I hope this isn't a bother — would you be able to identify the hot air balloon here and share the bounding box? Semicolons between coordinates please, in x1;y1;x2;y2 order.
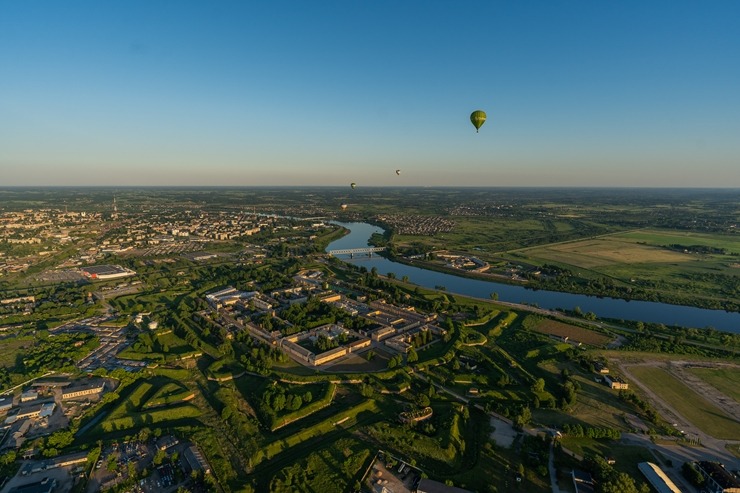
340;203;348;210
395;169;401;176
350;182;356;189
470;110;486;133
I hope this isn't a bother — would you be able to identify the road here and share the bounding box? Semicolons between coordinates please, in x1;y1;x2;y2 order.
548;442;562;493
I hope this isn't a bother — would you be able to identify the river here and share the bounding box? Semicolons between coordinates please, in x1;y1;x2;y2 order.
327;222;740;334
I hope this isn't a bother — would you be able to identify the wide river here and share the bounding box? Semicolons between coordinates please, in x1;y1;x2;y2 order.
327;222;740;334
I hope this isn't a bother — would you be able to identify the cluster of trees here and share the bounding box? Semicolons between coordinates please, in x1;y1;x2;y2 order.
410;329;433;348
238;339;286;374
665;243;727;255
315;332;348;352
16;332;97;375
281;298;338;332
618;390;658;424
260;385;313;415
586;455;651;493
558;370;579;410
387;350;418;368
681;462;706;488
562;424;620;439
619;334;729;358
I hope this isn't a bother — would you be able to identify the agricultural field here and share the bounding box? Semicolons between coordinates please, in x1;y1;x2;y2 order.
520;231;740;273
628;365;740;440
530;319;613;347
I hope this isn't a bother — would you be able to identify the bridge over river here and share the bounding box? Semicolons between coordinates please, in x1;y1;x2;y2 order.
327;247;386;257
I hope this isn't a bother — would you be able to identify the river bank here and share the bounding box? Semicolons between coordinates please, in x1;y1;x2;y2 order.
327;221;740;333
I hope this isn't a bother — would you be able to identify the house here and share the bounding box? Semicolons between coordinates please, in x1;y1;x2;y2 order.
0;397;13;413
183;445;211;475
603;374;629;390
156;435;179;451
20;390;39;403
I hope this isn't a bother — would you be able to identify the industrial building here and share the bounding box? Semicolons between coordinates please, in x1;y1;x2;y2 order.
80;264;136;280
638;462;683;493
62;381;105;400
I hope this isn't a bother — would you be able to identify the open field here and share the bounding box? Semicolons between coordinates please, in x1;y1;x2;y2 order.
628;365;740;440
687;366;740;402
618;230;740;255
531;319;613;346
0;335;32;367
518;228;740;269
521;236;692;268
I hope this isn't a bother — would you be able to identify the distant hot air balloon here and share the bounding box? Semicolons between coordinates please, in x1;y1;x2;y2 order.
470;110;487;133
340;203;348;210
395;169;401;176
350;182;356;189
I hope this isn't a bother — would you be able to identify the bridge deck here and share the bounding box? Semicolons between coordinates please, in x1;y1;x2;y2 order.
328;247;386;256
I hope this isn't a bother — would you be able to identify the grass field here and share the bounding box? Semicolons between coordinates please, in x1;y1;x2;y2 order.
687;367;740;402
535;360;634;430
156;331;195;355
0;335;32;367
618;230;740;255
628;366;740;440
522;236;691;268
531;319;613;346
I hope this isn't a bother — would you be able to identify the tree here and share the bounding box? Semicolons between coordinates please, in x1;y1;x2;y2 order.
407;348;418;363
490;292;498;301
514;407;531;428
153;449;167;466
531;378;545;393
416;394;430;408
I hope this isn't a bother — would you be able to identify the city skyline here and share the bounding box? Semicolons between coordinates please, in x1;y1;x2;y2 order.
2;1;739;187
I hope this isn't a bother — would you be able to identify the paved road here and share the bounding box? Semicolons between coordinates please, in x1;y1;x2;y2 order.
548;442;563;493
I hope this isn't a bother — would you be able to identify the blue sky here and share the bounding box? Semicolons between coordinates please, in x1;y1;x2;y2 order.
1;1;739;187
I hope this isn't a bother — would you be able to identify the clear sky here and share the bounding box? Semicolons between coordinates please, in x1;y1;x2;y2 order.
1;1;739;187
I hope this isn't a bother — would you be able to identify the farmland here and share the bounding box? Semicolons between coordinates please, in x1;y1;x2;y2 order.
529;319;613;347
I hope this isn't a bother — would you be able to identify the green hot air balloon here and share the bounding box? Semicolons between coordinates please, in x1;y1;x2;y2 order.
470;110;487;133
351;182;356;189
